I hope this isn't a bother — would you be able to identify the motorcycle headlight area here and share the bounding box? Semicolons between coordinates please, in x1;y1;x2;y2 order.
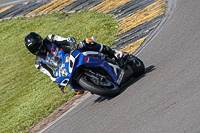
60;69;68;77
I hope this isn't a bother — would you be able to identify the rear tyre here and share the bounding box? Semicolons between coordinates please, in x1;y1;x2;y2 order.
129;56;145;78
78;75;120;97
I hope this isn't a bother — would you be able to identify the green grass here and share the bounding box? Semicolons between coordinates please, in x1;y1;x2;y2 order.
0;10;119;132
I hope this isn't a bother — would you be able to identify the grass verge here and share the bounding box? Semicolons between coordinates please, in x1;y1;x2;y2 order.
0;10;119;132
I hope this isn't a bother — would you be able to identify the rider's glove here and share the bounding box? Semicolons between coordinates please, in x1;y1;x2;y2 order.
67;37;76;44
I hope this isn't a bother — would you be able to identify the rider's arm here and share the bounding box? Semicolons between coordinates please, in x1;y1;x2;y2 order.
46;34;76;46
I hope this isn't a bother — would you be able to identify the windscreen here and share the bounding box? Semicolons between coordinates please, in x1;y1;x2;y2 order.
46;48;61;71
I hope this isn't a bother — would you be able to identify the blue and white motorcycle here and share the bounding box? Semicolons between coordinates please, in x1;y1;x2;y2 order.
46;38;145;97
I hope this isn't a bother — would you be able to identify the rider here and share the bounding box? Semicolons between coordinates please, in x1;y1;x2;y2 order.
24;32;125;94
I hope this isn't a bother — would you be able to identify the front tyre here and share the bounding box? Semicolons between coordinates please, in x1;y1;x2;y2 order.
78;75;120;97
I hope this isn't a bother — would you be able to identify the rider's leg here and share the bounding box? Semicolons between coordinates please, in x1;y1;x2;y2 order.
101;44;127;59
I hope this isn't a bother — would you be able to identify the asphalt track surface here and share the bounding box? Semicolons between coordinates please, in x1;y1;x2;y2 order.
1;0;200;132
41;0;200;132
0;0;15;4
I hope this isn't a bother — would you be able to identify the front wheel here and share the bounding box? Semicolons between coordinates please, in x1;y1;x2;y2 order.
78;75;120;97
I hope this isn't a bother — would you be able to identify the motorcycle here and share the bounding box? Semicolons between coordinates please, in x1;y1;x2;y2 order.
46;38;145;97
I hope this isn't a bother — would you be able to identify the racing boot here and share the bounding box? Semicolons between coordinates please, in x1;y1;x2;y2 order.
101;45;129;67
114;50;130;68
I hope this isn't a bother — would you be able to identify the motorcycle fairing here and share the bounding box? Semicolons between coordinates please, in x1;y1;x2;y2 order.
53;50;118;90
70;51;118;89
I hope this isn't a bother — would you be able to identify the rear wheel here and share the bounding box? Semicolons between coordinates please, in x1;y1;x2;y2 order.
129;56;145;78
78;75;120;97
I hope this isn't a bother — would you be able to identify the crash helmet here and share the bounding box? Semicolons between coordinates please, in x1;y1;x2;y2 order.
25;32;43;55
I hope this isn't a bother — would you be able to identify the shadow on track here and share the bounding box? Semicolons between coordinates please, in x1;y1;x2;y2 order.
93;65;156;103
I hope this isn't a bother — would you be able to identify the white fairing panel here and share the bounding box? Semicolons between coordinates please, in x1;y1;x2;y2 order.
69;55;75;73
82;51;99;56
60;79;69;86
108;63;120;75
